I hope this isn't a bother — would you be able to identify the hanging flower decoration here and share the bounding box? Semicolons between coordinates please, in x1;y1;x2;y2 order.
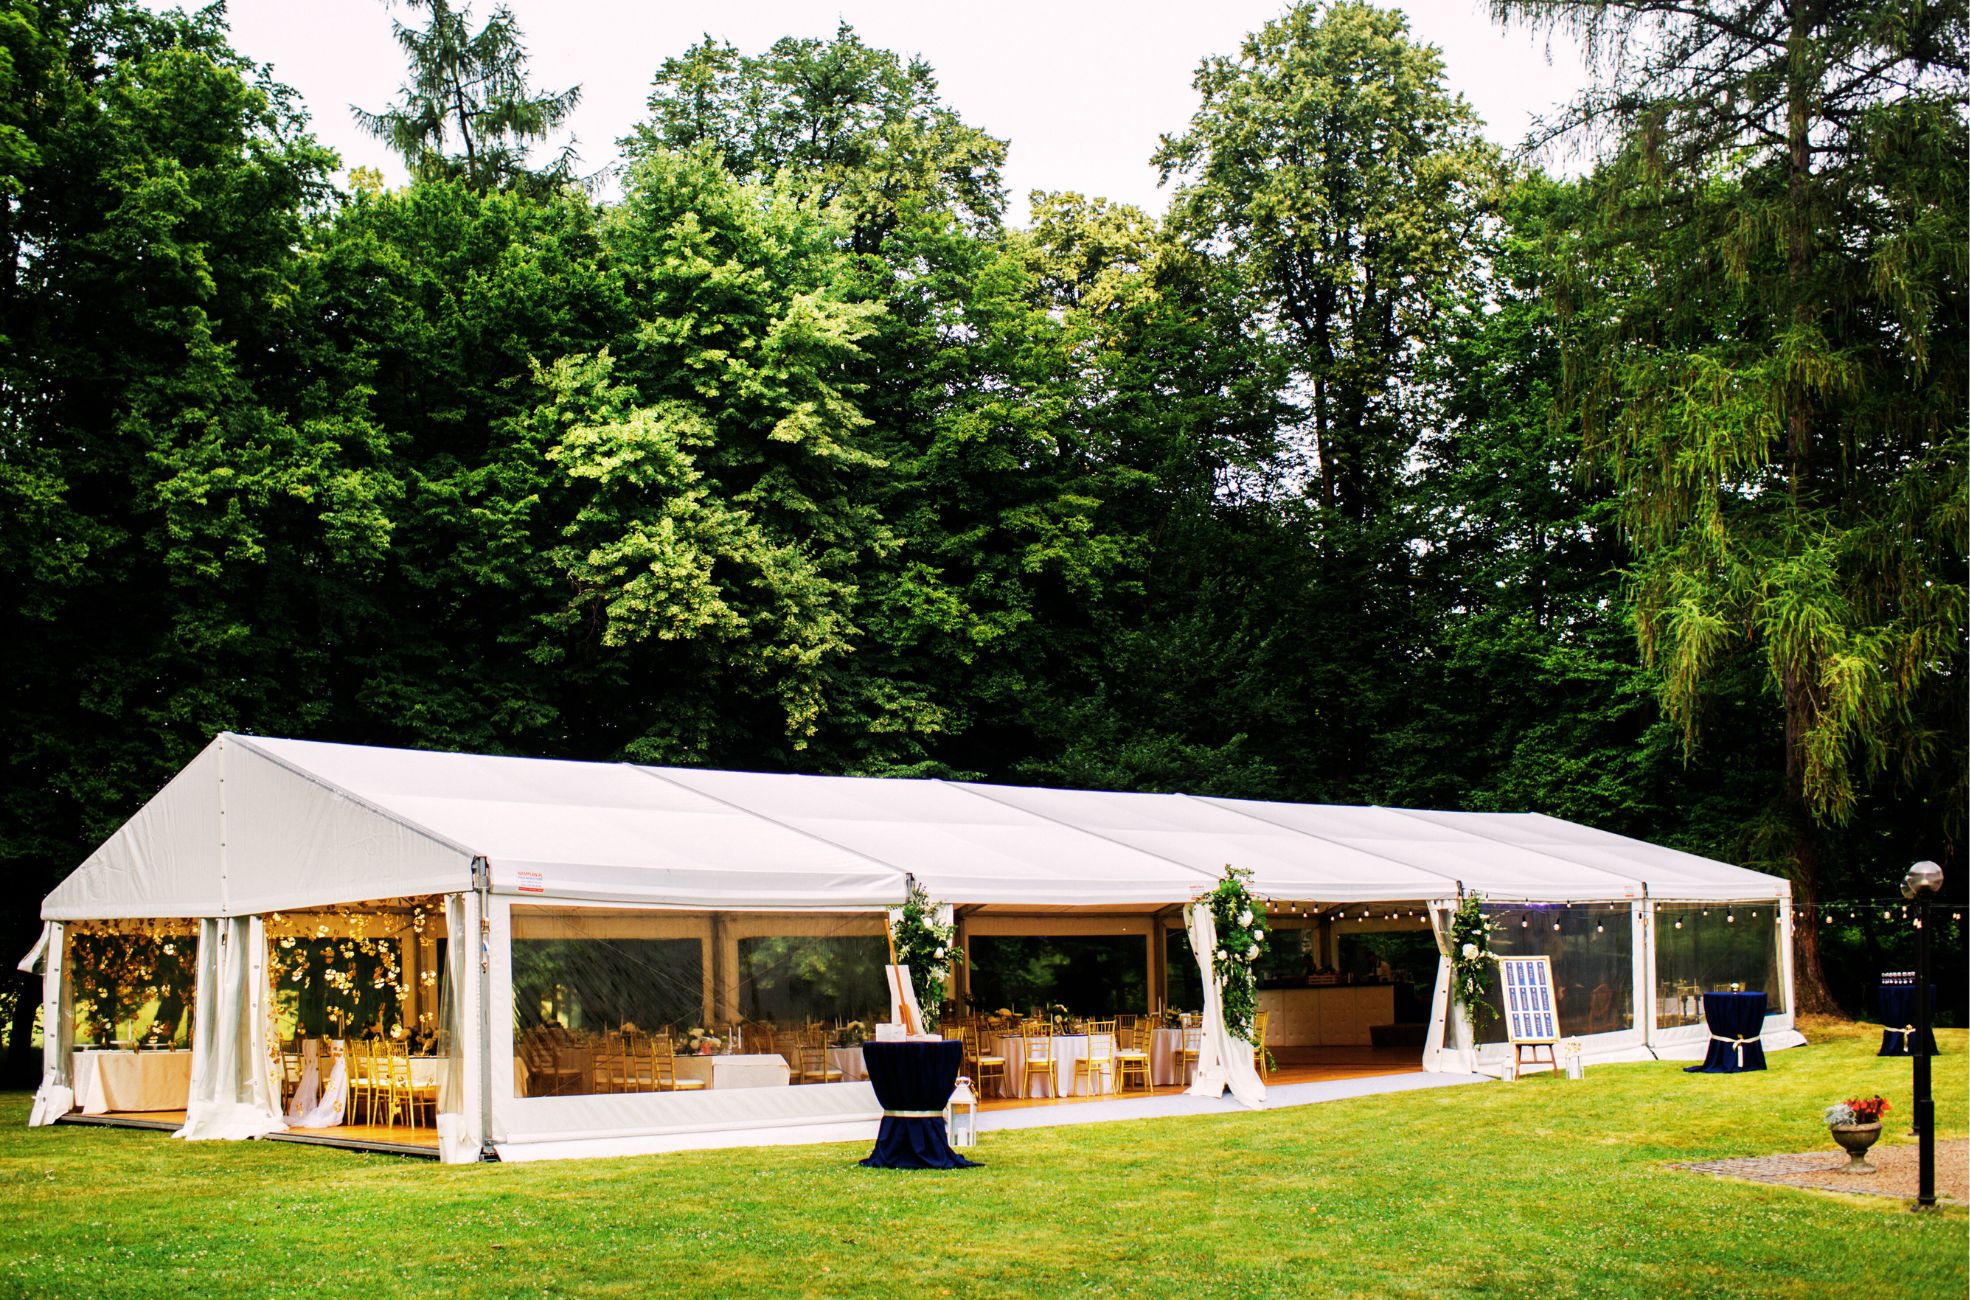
262;895;442;1038
890;879;958;1033
1202;865;1268;1043
65;920;197;1045
1449;894;1497;1033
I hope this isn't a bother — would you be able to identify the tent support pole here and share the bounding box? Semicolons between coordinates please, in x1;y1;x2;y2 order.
474;857;495;1162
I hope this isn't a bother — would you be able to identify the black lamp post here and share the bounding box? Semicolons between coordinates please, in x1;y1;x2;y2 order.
1901;859;1943;1212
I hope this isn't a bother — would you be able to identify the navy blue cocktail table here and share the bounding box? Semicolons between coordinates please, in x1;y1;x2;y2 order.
1684;991;1767;1072
858;1039;979;1170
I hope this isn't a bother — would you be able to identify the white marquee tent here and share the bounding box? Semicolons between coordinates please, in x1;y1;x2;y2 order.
27;734;1800;1162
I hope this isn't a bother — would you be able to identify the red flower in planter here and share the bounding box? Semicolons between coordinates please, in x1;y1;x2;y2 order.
1845;1095;1891;1124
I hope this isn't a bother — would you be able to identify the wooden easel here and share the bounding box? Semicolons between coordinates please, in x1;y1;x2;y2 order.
885;910;919;1036
1499;956;1561;1080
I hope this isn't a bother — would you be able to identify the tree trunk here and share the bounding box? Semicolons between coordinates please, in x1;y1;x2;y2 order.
1787;820;1841;1016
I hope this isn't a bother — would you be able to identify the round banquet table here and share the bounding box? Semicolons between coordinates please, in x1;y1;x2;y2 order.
858;1039;977;1170
70;1049;192;1115
1683;991;1767;1073
986;1033;1121;1098
1876;980;1941;1057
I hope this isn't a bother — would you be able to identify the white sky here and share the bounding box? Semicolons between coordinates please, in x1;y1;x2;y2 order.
156;0;1587;224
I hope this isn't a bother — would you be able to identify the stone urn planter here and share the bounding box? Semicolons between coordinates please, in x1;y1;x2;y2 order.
1829;1121;1883;1174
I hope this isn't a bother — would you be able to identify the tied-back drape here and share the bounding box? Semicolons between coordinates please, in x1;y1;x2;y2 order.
1183;903;1266;1110
27;922;73;1126
174;915;284;1140
436;891;481;1163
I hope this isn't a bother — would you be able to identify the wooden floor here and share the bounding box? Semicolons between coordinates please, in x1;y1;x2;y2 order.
58;1109;439;1156
979;1045;1422;1111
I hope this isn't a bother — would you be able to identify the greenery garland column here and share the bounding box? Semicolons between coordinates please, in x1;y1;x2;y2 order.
890;880;958;1033
1202;866;1268;1043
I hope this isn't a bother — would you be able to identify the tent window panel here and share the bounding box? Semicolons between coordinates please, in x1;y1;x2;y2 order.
1477;905;1634;1044
1653;903;1785;1026
513;938;705;1034
508;907;888;1100
64;921;199;1049
970;936;1148;1017
737;935;886;1027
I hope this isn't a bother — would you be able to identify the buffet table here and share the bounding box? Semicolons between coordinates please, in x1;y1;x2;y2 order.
71;1049;192;1115
1256;984;1395;1046
673;1053;791;1090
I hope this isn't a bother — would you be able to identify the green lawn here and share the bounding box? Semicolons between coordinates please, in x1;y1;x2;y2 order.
1;1020;1962;1298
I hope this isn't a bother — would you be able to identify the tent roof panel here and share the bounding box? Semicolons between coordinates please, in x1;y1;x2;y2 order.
46;735;1788;918
648;769;1214;905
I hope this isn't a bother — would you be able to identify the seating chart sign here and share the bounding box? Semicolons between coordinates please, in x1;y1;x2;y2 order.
1499;956;1559;1044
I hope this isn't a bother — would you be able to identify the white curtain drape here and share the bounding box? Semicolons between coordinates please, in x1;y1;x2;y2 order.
27;922;73;1126
174;915;285;1141
1184;902;1266;1110
435;891;482;1163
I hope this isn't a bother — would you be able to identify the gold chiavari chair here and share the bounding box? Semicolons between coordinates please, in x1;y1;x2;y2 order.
346;1039;380;1125
1250;1010;1271;1078
1075;1019;1117;1096
619;1033;656;1093
797;1043;844;1085
1114;1022;1154;1095
592;1042;629;1094
649;1037;707;1093
381;1039;438;1130
1019;1019;1057;1098
1177;1020;1203;1086
960;1027;1006;1099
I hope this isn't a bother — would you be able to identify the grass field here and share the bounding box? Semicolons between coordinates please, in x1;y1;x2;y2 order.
0;1019;1962;1298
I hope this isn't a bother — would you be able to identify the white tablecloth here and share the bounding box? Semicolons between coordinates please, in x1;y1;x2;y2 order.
673;1053;791;1089
987;1034;1119;1098
71;1050;192;1115
1149;1027;1195;1087
828;1046;867;1081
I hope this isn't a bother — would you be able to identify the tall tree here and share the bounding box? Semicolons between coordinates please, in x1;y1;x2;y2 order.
1492;0;1969;1006
629;24;1006;252
354;0;580;193
1154;0;1499;519
0;0;361;1079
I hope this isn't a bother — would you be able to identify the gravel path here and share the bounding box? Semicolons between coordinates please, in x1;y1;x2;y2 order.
1672;1138;1968;1205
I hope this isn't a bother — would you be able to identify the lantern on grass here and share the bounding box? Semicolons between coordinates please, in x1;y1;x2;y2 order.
946;1076;978;1149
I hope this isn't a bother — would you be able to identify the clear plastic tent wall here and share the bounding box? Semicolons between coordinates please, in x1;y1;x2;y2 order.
34;733;1797;1157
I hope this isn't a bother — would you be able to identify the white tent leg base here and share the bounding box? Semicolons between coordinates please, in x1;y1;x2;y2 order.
28;1084;73;1127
